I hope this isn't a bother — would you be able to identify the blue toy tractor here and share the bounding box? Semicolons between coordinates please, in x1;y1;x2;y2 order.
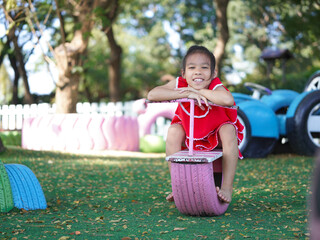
235;71;320;158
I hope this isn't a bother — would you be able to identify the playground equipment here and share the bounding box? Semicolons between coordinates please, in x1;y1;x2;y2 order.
154;99;236;216
0;160;47;212
304;70;320;91
0;160;14;212
234;83;320;157
21;114;140;152
142;86;320;157
17;69;320;157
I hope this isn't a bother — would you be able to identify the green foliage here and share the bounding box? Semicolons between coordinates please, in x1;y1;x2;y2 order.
5;0;17;11
113;22;178;100
227;0;320;87
140;135;166;153
2;0;320;103
0;131;21;146
78;29;110;102
230;62;320;93
0;147;312;238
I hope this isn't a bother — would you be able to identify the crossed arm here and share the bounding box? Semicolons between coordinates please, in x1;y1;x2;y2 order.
147;79;235;108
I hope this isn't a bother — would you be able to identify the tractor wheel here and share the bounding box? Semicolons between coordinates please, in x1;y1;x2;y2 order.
304;71;320;92
287;90;320;156
237;108;277;158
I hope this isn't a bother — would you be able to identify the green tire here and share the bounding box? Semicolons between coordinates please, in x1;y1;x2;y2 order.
0;160;14;212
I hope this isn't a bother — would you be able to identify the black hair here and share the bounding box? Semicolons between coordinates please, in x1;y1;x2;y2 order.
181;45;216;76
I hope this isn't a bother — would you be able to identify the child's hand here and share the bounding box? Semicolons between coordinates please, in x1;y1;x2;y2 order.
175;87;210;110
187;93;210;110
175;86;198;94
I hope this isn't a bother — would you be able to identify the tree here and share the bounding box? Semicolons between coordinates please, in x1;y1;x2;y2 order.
52;0;123;112
213;0;230;75
100;0;122;102
0;136;5;153
0;64;12;104
53;0;99;113
227;0;320;86
1;2;34;104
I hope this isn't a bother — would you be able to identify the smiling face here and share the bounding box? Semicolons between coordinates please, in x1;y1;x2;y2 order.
181;52;214;90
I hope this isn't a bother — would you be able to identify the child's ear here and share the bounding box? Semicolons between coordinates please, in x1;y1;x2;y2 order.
212;69;218;79
181;69;185;78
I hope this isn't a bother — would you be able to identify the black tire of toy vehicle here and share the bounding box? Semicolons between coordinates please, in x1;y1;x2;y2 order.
287;90;320;156
238;108;277;158
304;72;320;92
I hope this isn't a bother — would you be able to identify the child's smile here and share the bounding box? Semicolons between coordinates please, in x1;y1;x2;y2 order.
182;52;213;90
193;78;204;82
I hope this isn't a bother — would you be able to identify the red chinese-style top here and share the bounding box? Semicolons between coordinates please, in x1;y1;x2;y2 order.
171;76;244;159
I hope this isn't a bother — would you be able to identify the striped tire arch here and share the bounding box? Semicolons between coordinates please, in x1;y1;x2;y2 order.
0;160;14;213
5;164;47;210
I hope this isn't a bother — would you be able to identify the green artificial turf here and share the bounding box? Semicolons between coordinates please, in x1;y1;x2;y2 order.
0;147;314;239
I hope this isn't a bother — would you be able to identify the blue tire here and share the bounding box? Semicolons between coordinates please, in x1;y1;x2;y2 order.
5;164;47;210
0;160;14;212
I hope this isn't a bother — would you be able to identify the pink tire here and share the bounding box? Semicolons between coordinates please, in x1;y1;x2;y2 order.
29;116;44;150
74;115;94;151
114;116;126;150
128;117;140;151
171;159;229;216
102;116;117;150
88;115;108;150
21;118;34;149
50;115;66;151
37;115;54;151
62;114;79;151
121;117;132;151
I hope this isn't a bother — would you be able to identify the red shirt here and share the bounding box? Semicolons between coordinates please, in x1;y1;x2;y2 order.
171;76;244;158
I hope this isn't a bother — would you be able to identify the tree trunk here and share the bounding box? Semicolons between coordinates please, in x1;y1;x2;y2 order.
99;0;121;102
214;0;230;76
54;0;98;113
0;38;19;104
9;27;34;104
54;31;87;113
0;136;5;153
106;26;122;102
8;53;20;104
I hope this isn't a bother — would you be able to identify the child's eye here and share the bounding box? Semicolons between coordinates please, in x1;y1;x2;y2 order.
202;66;209;69
188;66;195;69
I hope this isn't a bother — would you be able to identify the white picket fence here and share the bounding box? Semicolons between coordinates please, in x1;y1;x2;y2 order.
0;101;139;131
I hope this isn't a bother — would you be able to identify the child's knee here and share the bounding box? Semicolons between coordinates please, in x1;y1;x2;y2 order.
219;124;236;137
219;124;237;146
166;124;185;144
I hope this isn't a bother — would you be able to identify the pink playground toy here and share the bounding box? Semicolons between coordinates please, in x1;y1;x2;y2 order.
159;98;238;216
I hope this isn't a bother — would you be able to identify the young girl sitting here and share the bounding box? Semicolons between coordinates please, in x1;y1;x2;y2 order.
147;45;244;203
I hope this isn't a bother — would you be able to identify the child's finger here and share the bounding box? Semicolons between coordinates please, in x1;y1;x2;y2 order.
203;98;209;107
197;97;202;106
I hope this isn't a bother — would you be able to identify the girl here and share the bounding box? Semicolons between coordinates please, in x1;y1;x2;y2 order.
147;45;244;203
